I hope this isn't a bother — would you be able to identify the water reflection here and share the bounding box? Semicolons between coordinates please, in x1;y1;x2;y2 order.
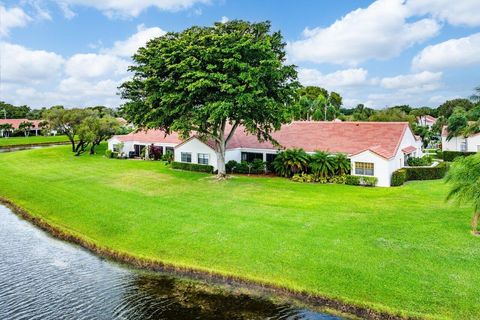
0;205;344;319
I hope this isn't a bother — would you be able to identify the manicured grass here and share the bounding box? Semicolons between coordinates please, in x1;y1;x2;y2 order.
0;144;478;319
0;135;70;147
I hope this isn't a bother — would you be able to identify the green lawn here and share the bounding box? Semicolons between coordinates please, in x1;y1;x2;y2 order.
0;144;478;319
0;135;70;147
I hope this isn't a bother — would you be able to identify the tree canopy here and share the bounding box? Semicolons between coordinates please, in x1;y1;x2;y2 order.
120;20;299;176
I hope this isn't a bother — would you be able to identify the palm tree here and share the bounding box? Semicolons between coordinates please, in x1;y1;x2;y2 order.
273;149;310;177
470;85;480;103
334;153;351;175
0;123;13;138
309;151;336;179
446;154;480;235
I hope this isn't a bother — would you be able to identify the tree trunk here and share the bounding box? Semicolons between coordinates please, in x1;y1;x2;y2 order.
216;141;226;178
472;212;480;235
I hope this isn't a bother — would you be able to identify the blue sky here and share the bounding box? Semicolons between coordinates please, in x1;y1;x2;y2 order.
1;0;480;109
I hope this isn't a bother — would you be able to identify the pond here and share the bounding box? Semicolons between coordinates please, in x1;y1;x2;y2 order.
0;205;347;319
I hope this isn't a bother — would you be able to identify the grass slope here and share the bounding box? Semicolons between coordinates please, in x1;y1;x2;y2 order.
0;145;478;319
0;135;70;147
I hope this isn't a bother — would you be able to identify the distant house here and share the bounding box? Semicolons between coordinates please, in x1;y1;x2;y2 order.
0;119;42;136
417;115;437;128
108;121;423;187
441;126;480;152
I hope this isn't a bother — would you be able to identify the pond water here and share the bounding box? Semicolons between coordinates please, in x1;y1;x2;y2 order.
0;144;66;153
0;205;346;320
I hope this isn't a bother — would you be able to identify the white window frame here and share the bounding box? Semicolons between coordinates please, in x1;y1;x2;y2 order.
181;152;192;163
355;162;374;176
197;153;209;165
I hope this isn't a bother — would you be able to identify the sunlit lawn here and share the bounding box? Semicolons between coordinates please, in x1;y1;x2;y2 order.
0;144;478;319
0;135;70;147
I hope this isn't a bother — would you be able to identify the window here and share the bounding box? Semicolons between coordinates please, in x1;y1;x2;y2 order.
460;141;467;152
165;147;174;154
197;153;209;165
241;152;263;162
355;162;374;176
181;152;192;163
266;153;277;163
113;144;121;152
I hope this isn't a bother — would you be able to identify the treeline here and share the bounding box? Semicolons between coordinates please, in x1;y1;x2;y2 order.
0;101;121;120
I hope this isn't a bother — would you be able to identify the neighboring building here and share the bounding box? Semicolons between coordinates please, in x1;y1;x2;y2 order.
0;119;42;136
108;121;423;187
417;115;437;128
108;129;181;158
441;126;480;152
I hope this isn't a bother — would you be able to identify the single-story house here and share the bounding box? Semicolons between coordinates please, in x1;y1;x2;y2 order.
417;115;437;128
0;119;42;136
441;126;480;152
108;121;423;187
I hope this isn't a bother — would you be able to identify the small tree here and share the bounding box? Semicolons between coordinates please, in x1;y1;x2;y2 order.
334;153;351;175
272;148;310;177
45;108;94;152
310;151;336;179
19;121;34;137
38;120;49;136
446;154;480;235
120;20;298;177
0;123;13;138
76;116;120;155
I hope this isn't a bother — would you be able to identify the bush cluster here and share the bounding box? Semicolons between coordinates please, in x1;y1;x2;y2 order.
345;175;378;187
162;152;174;163
104;149;113;158
442;151;476;162
226;159;266;174
390;162;449;186
171;161;214;173
291;173;347;184
407;155;433;167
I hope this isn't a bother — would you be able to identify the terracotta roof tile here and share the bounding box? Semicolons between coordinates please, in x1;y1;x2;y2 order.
0;119;42;130
402;146;417;154
114;129;182;144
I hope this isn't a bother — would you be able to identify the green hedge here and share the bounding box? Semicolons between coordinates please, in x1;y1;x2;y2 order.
171;161;214;173
391;162;449;186
406;162;449;181
443;151;476;162
391;169;407;186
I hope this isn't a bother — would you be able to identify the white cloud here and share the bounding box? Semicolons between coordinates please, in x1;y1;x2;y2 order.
412;33;480;71
0;42;64;83
288;0;440;65
298;68;372;89
220;16;229;23
55;0;209;18
0;5;31;37
407;0;480;27
380;71;442;90
65;53;130;79
102;24;166;57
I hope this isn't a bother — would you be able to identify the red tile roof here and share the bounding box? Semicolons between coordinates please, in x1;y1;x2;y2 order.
113;129;183;144
227;121;409;159
0;119;41;130
113;121;412;160
401;146;417;154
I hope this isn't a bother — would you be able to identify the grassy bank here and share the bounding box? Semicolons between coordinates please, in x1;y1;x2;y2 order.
0;144;478;319
0;135;70;147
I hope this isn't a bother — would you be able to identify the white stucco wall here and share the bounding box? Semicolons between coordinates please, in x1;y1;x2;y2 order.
442;135;480;152
175;138;218;170
225;148;279;162
350;151;392;187
107;137;177;155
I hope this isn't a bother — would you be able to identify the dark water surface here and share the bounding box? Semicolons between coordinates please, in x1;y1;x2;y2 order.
0;205;345;320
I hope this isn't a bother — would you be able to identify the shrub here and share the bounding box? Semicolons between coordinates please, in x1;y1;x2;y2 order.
162;152;174;163
148;145;162;160
250;159;266;174
407;155;432;167
104;149;113;158
443;151;476;162
329;174;347;184
171;161;213;173
391;169;407;186
226;160;238;173
346;175;361;186
291;173;315;183
361;176;378;187
405;162;449;180
112;152;119;159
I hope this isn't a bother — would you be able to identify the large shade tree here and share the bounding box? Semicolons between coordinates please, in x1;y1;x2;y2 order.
120;20;299;176
446;154;480;235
